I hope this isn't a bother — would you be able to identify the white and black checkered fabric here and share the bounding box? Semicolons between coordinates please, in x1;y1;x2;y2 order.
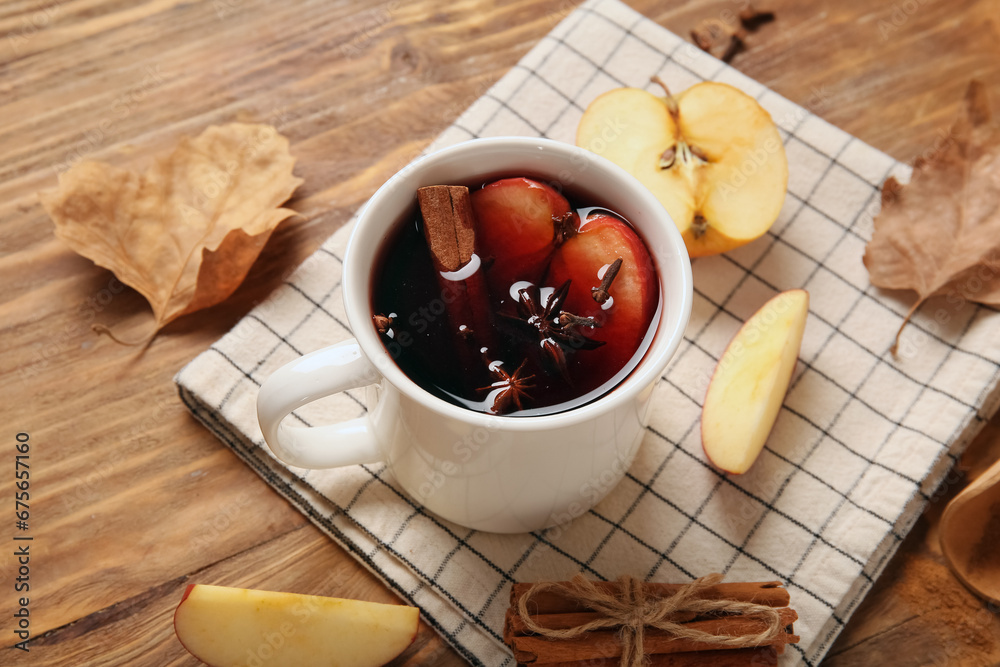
175;1;1000;664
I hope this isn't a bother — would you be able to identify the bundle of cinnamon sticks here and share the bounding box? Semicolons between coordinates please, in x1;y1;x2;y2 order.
504;578;799;666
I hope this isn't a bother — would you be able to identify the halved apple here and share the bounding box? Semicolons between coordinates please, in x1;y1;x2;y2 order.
173;584;419;667
702;290;809;474
576;80;787;257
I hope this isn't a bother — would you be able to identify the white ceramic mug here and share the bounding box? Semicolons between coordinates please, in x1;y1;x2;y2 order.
257;137;692;533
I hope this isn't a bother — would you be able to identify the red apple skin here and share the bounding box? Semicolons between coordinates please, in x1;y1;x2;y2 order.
547;212;659;382
471;177;571;294
172;586;198;662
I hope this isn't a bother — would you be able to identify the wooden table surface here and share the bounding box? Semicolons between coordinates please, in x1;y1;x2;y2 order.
2;0;1000;664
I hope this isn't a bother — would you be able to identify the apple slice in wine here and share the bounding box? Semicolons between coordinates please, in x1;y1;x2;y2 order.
546;211;659;389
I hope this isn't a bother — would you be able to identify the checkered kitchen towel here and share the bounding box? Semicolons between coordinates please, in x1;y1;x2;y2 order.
175;0;1000;664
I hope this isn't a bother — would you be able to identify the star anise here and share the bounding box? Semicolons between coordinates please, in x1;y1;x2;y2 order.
505;281;604;380
477;359;535;414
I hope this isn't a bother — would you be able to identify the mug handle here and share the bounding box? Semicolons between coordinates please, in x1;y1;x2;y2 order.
256;339;383;469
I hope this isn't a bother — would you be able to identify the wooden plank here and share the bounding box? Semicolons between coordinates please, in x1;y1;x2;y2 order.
643;0;1000;163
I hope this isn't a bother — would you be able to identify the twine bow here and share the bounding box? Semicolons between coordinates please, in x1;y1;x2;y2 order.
516;573;783;667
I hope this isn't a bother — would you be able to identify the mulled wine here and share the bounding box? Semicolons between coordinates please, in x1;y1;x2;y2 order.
371;176;660;416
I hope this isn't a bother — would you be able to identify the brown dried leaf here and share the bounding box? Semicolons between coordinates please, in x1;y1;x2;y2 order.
40;123;302;339
864;81;1000;354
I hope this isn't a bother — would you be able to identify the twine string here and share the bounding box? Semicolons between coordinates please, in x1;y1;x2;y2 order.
516;573;783;667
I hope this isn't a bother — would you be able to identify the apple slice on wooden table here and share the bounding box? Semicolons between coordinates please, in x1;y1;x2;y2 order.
702;290;809;474
577;80;787;257
173;584;419;667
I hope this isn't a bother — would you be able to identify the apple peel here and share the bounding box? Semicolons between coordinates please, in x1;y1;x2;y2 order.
702;289;809;474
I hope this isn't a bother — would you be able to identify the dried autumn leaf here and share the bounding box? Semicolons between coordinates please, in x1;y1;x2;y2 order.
863;81;1000;353
40;123;302;340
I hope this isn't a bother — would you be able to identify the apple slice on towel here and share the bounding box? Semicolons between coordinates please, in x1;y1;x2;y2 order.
173;584;419;666
577;80;787;257
702;290;809;474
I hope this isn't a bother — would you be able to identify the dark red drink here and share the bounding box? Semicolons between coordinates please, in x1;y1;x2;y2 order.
371;176;659;416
